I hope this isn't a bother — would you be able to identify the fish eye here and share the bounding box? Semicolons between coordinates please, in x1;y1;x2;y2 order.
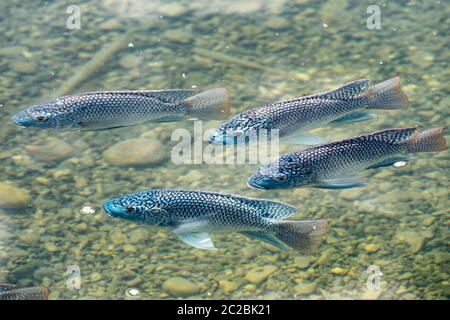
125;207;136;214
34;115;48;122
275;174;287;182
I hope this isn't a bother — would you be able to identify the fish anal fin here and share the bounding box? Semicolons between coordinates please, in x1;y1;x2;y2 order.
175;232;217;250
240;231;289;251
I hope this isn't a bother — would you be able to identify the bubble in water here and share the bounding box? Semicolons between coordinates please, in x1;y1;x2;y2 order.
393;161;407;168
79;205;98;215
126;288;141;298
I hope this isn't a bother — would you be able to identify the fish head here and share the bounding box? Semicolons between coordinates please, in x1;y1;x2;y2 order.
247;154;313;189
11;98;77;129
208;116;270;145
103;192;168;226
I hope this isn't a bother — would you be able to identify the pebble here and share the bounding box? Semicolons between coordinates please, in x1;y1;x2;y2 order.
293;257;311;269
330;267;345;275
25;138;74;162
10;61;37;74
104;138;166;167
340;189;363;200
361;289;383;300
0;183;31;209
421;217;435;226
110;230;127;245
219;280;239;293
161;30;192;44
245;265;277;284
129;228;150;243
158;3;189;17
90;273;102;282
162;277;200;297
265;17;289;30
294;282;316;295
394;230;424;253
363;243;381;253
119;54;143;69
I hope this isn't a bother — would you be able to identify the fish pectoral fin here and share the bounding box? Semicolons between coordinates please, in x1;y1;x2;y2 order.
282;133;327;146
175;232;217;250
240;231;290;251
330;112;376;125
366;156;411;169
315;177;365;189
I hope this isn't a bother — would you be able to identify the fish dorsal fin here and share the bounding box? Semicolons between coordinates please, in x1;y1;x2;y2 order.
175;232;217;250
241;198;298;220
302;79;370;100
366;127;417;144
79;89;197;103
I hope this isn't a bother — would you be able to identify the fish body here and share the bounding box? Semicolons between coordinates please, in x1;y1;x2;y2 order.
103;189;328;251
0;286;48;300
209;77;409;145
248;127;447;190
11;88;230;130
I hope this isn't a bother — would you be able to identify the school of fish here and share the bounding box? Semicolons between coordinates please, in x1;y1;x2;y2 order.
10;76;448;261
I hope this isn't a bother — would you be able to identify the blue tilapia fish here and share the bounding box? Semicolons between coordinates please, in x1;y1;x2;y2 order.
248;127;447;190
0;286;48;300
209;77;409;145
11;88;230;130
103;190;329;251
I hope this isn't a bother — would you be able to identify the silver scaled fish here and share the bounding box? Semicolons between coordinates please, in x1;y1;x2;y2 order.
0;286;49;300
11;88;230;130
103;189;329;251
248;127;447;190
209;77;409;145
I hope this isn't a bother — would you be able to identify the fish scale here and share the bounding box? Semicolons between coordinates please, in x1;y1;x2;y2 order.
12;88;231;130
248;127;447;190
103;190;328;251
209;77;409;145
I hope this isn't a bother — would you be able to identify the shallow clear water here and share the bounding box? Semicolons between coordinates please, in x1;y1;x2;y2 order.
0;0;448;300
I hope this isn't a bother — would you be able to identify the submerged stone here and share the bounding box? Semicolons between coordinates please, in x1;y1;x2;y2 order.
0;183;32;209
162;277;200;297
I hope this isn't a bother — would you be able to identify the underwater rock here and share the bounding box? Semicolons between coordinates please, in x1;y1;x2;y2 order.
161;29;192;44
162;277;200;297
363;243;381;253
158;3;189;17
119;54;143;69
0;183;31;209
10;61;37;74
394;230;424;254
219;280;239;293
294;282;316;295
129;228;150;243
245;265;277;284
25;138;74;162
361;288;383;300
104;138;166;167
265;17;289;30
293;256;311;269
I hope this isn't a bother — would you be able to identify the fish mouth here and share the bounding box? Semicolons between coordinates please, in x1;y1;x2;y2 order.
103;203;119;218
11;116;28;128
246;180;267;190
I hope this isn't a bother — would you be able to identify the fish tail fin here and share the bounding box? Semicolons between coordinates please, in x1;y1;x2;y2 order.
183;88;231;120
271;219;329;252
365;76;410;110
405;127;448;153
